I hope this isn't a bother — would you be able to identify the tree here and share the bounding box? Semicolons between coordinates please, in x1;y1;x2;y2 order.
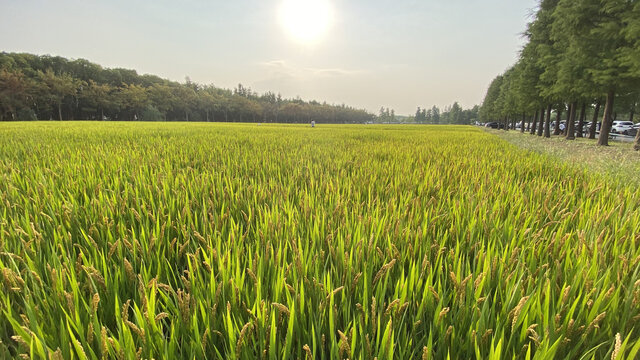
479;0;640;151
415;107;425;124
0;69;32;120
198;88;218;122
583;0;638;146
431;106;440;124
80;80;115;120
531;0;561;137
118;84;149;120
38;70;77;120
147;84;175;120
517;43;545;134
0;52;376;123
171;86;197;121
480;75;504;123
551;0;602;140
447;102;461;124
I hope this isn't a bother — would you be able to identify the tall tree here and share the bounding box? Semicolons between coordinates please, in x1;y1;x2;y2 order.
0;69;31;120
80;80;114;120
38;70;77;120
533;0;561;128
544;104;552;138
480;75;504;123
431;106;440;124
584;0;637;145
0;52;377;124
118;84;149;120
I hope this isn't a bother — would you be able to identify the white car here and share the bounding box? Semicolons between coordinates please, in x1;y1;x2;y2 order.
610;121;635;135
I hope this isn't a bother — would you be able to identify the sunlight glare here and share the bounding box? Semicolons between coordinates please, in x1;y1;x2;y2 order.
279;0;333;44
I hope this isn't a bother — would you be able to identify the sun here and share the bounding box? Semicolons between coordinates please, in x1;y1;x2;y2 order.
279;0;333;44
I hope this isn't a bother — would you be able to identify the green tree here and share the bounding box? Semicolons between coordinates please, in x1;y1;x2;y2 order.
584;0;638;146
198;87;218;122
480;75;504;123
415;107;424;124
38;70;77;120
80;80;115;120
147;84;175;120
449;102;463;124
0;69;32;120
118;84;149;120
171;86;197;121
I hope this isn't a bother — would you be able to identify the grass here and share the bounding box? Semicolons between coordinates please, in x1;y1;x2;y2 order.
489;128;640;185
0;122;639;359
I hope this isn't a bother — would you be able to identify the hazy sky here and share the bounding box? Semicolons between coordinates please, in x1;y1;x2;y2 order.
0;0;538;115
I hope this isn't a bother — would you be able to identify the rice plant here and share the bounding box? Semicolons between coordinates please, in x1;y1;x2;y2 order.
0;122;638;359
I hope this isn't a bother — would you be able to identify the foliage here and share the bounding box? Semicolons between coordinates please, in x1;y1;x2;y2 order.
413;103;477;125
0;52;374;124
480;0;640;147
141;105;164;122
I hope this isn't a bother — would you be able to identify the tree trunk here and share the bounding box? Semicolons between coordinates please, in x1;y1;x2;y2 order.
563;103;572;136
206;109;210;122
566;101;577;140
634;126;640;151
589;102;600;139
629;109;634;123
576;103;586;138
185;111;189;122
544;104;552;138
58;103;63;121
597;89;615;146
531;110;538;135
503;117;508;131
530;115;534;132
537;107;545;136
554;106;563;135
521;113;526;133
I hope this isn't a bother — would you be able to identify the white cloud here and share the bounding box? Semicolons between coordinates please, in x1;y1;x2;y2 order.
258;60;364;80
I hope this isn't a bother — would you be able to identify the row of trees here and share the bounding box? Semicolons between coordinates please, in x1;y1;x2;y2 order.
414;103;479;125
376;103;479;125
480;0;640;150
0;53;375;124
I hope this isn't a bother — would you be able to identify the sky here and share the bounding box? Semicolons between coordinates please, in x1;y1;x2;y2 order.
0;0;538;115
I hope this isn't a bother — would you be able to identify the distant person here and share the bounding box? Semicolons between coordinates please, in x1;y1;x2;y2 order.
311;120;315;128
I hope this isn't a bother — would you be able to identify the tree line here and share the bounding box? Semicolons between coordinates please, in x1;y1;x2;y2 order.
0;52;375;124
480;0;640;150
414;103;479;125
376;103;479;124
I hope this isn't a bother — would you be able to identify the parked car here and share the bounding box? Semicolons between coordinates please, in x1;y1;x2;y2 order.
611;121;635;135
484;122;504;129
584;122;600;133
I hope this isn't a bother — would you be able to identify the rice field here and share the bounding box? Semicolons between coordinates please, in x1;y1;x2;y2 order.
0;122;639;359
